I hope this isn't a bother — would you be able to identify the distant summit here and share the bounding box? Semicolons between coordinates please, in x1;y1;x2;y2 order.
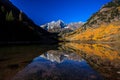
41;20;84;33
41;20;66;33
66;22;84;30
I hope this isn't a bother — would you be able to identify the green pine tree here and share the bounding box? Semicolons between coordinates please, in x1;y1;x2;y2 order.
6;10;14;21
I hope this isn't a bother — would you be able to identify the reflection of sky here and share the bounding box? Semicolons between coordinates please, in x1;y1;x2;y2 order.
10;0;111;25
12;51;103;80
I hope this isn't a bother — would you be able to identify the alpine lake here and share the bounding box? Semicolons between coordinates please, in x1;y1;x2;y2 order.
0;42;120;80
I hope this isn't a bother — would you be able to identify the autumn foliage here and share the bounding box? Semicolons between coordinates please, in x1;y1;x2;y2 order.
64;22;120;42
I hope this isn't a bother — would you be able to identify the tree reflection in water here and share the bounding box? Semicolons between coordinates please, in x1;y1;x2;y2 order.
1;43;119;80
60;42;120;80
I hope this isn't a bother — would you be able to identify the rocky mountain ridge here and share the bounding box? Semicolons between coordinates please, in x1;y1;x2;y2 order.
62;0;120;42
80;0;120;29
41;20;84;33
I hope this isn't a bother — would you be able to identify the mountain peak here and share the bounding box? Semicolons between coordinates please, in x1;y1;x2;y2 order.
57;19;64;23
41;20;66;33
41;20;84;33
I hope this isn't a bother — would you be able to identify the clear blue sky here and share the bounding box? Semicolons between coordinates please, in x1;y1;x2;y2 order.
10;0;111;25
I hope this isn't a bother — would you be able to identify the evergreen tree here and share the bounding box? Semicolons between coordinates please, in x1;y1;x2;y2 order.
6;10;14;21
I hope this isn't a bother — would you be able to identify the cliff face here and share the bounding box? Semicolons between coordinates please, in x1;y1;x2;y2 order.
0;0;58;44
62;0;120;42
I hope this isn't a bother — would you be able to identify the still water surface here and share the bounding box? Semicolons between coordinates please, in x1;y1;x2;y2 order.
0;43;120;80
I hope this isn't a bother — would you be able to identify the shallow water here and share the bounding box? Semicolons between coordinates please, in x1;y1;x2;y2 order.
0;43;120;80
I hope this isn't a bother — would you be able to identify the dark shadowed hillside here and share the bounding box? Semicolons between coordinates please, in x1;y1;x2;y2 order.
0;0;58;45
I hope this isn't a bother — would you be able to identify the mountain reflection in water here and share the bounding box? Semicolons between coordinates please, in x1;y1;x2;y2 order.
13;50;103;80
0;43;120;80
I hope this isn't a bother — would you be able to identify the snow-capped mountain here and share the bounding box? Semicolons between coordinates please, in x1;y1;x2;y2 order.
41;20;84;33
40;50;83;63
66;22;85;30
41;20;66;33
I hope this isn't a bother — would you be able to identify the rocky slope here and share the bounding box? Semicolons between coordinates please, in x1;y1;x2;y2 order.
84;0;120;28
63;22;120;42
0;0;58;44
62;0;120;42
